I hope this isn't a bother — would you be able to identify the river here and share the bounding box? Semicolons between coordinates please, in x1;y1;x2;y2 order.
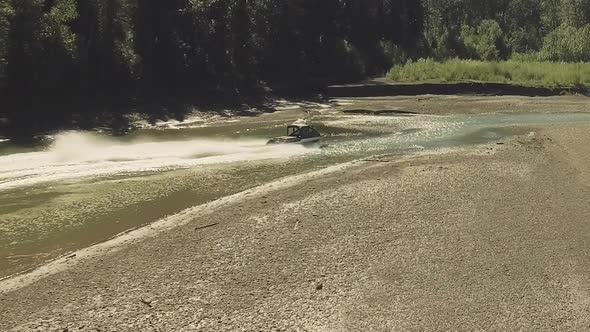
2;106;590;279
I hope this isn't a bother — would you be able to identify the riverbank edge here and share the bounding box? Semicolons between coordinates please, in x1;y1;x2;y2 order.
3;79;587;141
327;81;589;98
0;159;363;294
0;129;519;295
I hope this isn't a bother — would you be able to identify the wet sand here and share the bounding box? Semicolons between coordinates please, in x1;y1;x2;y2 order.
330;94;590;116
2;98;590;330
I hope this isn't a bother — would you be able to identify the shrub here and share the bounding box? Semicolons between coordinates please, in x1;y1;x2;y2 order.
387;59;590;88
538;24;590;62
461;19;503;61
0;1;14;81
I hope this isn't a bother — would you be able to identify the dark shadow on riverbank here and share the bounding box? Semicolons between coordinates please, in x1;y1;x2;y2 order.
5;78;583;142
327;81;589;98
0;82;332;142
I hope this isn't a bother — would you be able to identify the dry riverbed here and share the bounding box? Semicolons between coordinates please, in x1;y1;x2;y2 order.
2;96;590;331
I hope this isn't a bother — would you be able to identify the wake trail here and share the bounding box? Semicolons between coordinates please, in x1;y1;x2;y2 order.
0;132;316;191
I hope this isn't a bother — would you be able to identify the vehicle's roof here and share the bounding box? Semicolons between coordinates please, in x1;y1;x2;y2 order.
288;123;311;128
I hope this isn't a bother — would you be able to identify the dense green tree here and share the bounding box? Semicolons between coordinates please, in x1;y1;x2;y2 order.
422;0;590;60
461;19;504;60
559;0;590;27
539;24;590;61
72;0;137;94
422;0;466;59
6;0;78;97
2;0;427;102
4;0;590;121
503;0;543;53
0;0;13;84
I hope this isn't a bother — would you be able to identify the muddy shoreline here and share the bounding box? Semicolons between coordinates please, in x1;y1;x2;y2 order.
327;81;588;97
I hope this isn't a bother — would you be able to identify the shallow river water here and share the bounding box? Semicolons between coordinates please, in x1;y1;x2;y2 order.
1;109;590;278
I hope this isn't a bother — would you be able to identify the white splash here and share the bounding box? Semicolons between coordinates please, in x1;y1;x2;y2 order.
0;131;315;191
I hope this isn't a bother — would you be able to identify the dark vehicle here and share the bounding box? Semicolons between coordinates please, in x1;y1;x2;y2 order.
267;122;321;145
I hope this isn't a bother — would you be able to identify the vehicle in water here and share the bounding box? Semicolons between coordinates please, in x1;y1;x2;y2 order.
267;122;321;145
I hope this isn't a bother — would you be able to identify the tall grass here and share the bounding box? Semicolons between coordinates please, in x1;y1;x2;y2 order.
387;59;590;88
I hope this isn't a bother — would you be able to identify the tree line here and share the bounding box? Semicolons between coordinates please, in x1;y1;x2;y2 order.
0;0;423;104
424;0;590;62
0;0;589;109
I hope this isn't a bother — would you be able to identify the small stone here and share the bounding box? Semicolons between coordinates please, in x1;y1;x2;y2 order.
140;296;153;307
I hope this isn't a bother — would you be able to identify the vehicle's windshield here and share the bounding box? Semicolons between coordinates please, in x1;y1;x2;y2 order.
288;126;301;137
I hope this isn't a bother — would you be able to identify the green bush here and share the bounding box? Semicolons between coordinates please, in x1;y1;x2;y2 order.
507;27;542;54
510;52;540;62
538;24;590;62
461;19;504;61
387;59;590;88
0;1;14;80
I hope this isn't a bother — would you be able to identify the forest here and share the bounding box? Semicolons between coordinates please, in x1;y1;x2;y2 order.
1;0;590;116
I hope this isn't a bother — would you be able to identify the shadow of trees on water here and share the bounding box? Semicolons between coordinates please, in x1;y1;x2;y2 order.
0;87;328;143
